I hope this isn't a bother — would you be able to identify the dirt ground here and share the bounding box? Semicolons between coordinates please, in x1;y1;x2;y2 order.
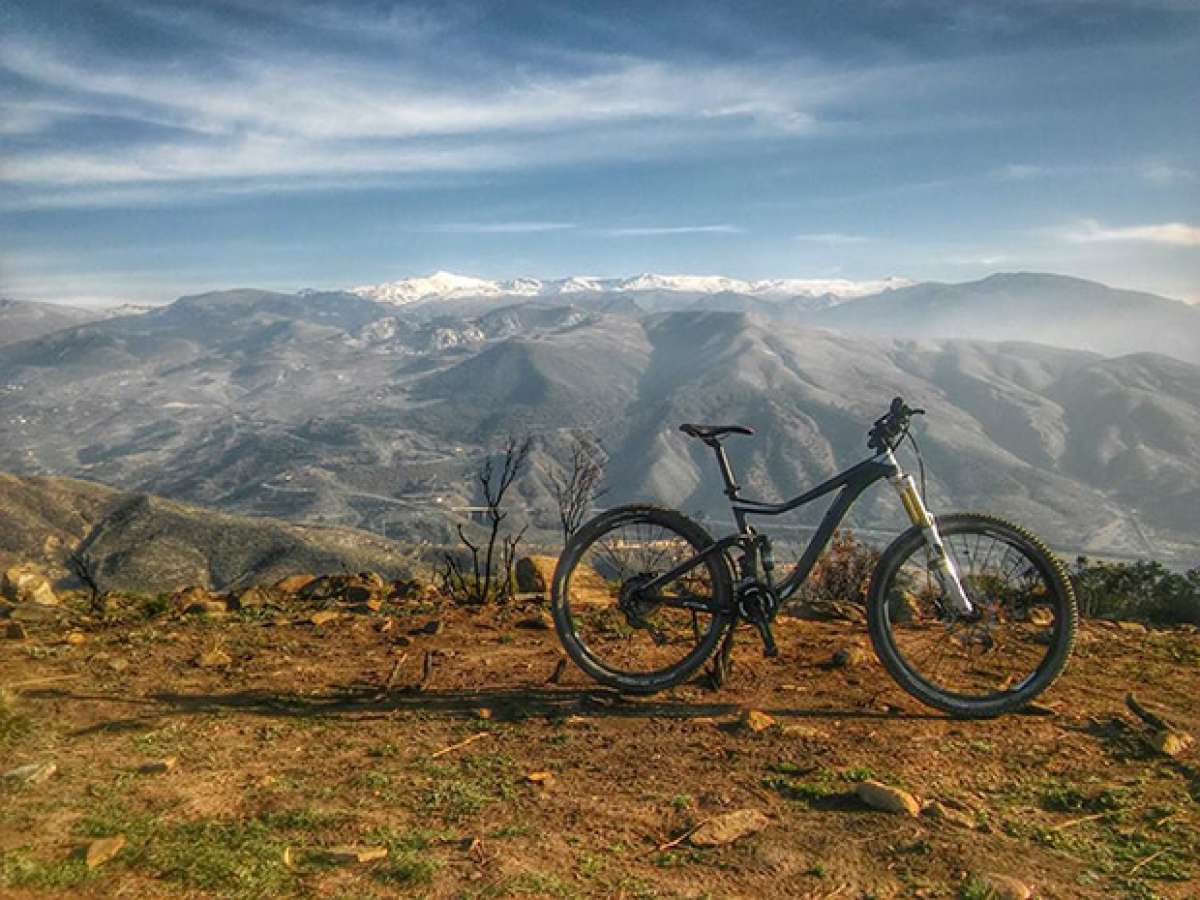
1;599;1198;899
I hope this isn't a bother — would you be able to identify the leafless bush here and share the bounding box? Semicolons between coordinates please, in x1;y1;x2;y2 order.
548;430;608;542
443;435;531;603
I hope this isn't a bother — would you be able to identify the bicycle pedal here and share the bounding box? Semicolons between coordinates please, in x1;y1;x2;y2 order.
753;620;779;658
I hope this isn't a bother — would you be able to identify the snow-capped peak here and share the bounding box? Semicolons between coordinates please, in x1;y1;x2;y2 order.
349;271;912;307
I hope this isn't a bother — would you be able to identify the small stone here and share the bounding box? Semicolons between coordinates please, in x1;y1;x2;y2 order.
108;657;130;673
855;780;921;816
413;619;443;635
516;611;553;630
780;724;825;740
831;645;869;668
922;799;976;829
3;761;57;785
85;835;126;869
475;707;493;720
1116;621;1147;633
327;845;388;864
526;771;554;785
1152;729;1194;758
978;873;1032;900
5;621;27;640
195;648;232;668
690;809;770;847
282;846;294;867
309;610;340;626
740;709;777;733
64;630;86;646
138;756;178;775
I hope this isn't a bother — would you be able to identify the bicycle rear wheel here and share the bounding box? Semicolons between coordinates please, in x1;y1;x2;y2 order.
552;505;734;693
867;513;1077;718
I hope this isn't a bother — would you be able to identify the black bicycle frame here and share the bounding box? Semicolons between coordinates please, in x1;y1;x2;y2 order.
639;446;898;608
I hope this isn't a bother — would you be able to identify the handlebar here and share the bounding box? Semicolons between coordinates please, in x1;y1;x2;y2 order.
868;396;925;452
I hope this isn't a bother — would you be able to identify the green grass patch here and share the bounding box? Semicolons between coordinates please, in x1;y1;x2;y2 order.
0;690;32;749
417;752;516;821
0;849;96;891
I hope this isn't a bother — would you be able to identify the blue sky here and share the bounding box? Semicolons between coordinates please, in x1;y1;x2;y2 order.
1;0;1198;306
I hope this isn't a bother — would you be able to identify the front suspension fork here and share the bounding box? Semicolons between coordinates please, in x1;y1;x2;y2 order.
885;460;974;616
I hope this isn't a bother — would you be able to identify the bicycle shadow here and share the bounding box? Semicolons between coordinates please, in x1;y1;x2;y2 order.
29;682;948;738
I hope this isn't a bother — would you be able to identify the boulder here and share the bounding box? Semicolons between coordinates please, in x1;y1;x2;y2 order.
2;565;59;606
515;556;558;593
231;586;275;610
273;574;316;595
855;780;921;816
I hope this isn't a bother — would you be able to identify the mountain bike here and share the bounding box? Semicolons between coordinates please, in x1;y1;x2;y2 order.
551;398;1077;717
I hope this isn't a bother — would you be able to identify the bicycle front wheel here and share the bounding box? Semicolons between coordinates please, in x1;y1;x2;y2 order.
867;513;1077;718
552;505;734;694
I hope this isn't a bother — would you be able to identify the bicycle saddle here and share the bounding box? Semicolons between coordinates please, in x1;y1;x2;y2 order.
679;423;755;440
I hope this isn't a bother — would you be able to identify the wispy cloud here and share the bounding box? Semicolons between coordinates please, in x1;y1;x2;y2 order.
1054;219;1200;246
420;222;576;234
1139;162;1197;185
599;225;744;237
794;232;869;244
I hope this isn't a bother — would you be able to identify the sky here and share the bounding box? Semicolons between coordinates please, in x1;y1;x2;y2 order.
1;0;1198;307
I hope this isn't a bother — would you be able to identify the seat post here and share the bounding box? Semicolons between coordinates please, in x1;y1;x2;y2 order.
707;440;741;499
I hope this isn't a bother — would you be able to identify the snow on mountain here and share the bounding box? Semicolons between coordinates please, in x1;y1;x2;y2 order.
349;271;912;306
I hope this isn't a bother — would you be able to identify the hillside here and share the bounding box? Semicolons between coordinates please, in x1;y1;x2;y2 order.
810;273;1200;365
0;298;101;347
0;285;1198;564
0;473;422;593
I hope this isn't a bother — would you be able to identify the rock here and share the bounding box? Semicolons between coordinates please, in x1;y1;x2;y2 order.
273;574;316;595
138;756;178;775
475;707;493;720
63;630;86;646
780;724;825;740
2;565;59;606
172;585;214;611
309;610;340;626
515;556;558;593
525;771;554;785
690;809;770;847
516;611;553;630
348;596;383;614
108;657;130;673
978;873;1032;900
831;645;869;668
3;761;57;785
922;799;976;829
85;835;126;868
855;780;921;816
231;586;275;610
195;648;232;668
5;621;27;640
887;591;922;623
185;599;229;617
412;619;443;636
1116;621;1147;633
389;578;439;602
740;709;777;733
1151;729;1194;758
10;603;66;623
327;845;388;864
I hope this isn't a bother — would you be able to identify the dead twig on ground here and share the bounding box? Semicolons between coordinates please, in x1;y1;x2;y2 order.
430;732;490;759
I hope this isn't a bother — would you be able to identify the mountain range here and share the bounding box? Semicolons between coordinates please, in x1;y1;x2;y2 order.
1;271;1197;567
